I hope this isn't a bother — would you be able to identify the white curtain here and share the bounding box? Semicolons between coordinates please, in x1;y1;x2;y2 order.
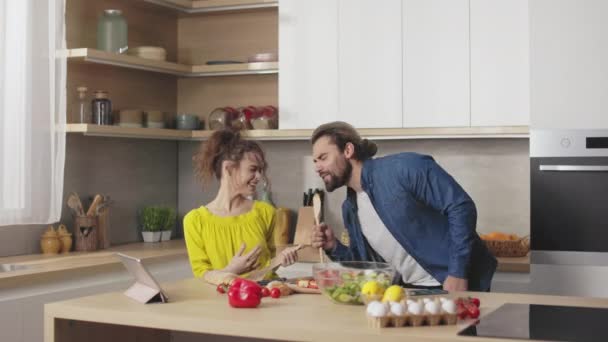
0;0;66;225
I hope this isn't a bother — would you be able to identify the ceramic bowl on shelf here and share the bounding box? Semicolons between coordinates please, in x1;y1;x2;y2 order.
175;114;200;130
247;52;278;63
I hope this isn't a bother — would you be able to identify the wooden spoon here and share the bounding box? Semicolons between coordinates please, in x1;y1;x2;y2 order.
312;192;325;263
67;192;84;216
247;244;304;281
86;194;103;217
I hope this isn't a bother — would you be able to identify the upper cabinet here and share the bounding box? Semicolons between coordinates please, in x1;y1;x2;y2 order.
470;0;530;127
403;0;470;128
278;0;338;129
338;0;402;128
279;0;530;130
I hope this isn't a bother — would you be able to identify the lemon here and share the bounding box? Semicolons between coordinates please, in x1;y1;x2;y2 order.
361;280;384;296
381;285;405;302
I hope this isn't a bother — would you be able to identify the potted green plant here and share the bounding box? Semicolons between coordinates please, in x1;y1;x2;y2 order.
161;207;176;241
140;206;164;243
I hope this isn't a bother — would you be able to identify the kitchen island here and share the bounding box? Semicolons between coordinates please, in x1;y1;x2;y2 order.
44;277;608;342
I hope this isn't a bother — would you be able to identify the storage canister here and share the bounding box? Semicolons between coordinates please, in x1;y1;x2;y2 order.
97;9;128;53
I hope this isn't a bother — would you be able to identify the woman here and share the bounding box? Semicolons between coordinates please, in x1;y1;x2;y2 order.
184;129;298;284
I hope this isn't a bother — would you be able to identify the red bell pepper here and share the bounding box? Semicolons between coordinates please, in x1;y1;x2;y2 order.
227;278;263;308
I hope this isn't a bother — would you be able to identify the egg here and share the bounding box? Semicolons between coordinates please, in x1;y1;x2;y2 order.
367;301;388;317
423;298;432;304
439;297;447;303
425;301;440;314
390;302;406;316
441;299;457;314
408;302;423;315
406;299;415;305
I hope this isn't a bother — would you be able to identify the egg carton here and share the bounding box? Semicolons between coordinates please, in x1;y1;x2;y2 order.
367;312;458;328
366;297;458;329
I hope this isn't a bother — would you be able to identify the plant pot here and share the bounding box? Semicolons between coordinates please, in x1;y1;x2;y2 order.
161;230;172;241
142;231;161;243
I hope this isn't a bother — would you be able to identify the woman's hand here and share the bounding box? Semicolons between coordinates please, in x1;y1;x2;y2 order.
278;244;302;267
224;243;262;275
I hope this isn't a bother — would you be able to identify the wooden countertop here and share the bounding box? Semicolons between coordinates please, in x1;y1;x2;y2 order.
45;278;608;342
0;240;187;280
0;241;529;282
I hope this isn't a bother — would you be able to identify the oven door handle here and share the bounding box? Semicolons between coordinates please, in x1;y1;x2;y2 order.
539;165;608;172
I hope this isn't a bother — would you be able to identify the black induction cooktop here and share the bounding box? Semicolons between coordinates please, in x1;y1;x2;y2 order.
458;303;608;342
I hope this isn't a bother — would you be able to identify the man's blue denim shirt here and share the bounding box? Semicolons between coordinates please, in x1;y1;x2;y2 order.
328;153;497;291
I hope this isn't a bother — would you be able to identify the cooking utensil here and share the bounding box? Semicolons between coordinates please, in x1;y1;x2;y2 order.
87;194;103;217
312;193;324;263
67;192;85;216
247;244;304;281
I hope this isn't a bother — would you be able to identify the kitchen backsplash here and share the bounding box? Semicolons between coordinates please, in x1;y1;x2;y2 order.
178;138;530;240
0;135;178;257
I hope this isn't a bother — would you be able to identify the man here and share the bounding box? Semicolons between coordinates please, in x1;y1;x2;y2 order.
310;122;496;292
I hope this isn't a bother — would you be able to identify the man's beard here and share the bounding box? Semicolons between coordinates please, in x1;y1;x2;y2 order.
323;161;352;192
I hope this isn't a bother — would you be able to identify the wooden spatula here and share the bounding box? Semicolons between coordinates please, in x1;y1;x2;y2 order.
247;244;304;281
312;193;325;263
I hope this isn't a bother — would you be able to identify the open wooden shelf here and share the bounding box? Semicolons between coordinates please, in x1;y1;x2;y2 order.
66;124;529;141
65;124;193;140
64;49;279;77
143;0;278;13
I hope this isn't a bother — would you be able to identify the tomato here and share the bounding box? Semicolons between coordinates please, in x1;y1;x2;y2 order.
308;280;318;289
216;284;226;294
261;287;270;297
469;297;481;307
463;301;480;319
270;287;281;298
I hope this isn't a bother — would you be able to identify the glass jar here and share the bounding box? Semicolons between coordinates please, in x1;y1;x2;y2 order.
91;90;112;125
75;86;90;123
208;107;237;130
231;106;256;130
251;105;278;129
97;9;128;54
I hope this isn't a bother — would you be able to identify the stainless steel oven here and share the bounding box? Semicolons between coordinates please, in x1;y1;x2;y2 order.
531;129;608;267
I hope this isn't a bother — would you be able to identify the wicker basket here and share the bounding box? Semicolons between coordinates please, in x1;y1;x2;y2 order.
483;236;530;257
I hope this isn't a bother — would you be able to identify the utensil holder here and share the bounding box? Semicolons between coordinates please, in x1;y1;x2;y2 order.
97;207;111;249
74;215;98;252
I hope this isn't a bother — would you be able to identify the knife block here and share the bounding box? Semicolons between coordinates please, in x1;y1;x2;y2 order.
74;215;98;252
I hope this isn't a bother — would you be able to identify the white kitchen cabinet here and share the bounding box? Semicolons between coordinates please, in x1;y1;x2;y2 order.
470;0;530;127
403;0;470;128
338;0;402;128
530;0;608;129
278;0;339;129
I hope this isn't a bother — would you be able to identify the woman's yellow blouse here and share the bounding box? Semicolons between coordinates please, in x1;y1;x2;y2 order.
183;201;276;278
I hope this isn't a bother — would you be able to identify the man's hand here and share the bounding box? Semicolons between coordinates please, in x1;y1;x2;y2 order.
311;223;337;252
443;275;468;292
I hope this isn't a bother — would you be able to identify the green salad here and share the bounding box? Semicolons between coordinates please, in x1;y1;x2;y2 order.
322;270;392;305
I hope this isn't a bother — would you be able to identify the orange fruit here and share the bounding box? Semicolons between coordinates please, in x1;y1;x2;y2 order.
485;232;510;241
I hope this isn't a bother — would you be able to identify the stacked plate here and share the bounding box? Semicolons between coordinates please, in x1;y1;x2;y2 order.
127;46;167;61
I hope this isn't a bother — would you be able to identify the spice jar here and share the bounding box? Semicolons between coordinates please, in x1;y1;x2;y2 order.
91;90;112;125
75;86;90;123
